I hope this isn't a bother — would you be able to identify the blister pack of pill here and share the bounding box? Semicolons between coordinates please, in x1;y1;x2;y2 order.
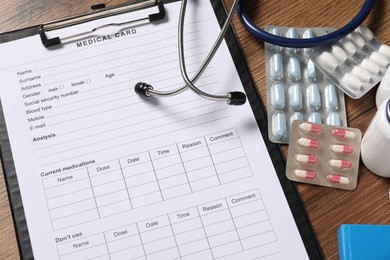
286;120;362;190
265;26;347;144
309;25;390;99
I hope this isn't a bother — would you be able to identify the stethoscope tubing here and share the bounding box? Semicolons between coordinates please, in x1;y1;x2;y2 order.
145;0;240;100
136;0;375;105
237;0;376;48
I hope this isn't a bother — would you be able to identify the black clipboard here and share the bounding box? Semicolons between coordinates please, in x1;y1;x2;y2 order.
0;0;324;259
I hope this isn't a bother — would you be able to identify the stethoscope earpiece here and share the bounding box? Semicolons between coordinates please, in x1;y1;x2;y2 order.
228;92;247;105
135;82;153;97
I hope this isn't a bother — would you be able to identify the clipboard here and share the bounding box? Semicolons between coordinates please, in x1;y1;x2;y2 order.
0;1;324;259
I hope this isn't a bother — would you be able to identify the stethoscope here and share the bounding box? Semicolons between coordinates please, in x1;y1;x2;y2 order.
135;0;375;106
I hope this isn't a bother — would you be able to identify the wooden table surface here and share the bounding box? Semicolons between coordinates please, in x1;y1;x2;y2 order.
1;0;390;259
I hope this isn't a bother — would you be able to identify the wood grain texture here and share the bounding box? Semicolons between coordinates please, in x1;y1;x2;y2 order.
1;0;390;259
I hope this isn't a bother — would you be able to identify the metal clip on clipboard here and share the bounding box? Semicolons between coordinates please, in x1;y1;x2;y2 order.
39;0;165;47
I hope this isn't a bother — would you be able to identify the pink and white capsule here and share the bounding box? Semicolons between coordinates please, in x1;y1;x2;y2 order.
329;159;352;169
295;154;318;164
297;137;320;149
332;128;356;139
330;144;353;155
299;122;322;134
327;174;350;185
294;169;316;179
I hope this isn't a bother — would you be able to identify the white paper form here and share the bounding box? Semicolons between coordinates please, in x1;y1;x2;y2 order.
0;1;309;259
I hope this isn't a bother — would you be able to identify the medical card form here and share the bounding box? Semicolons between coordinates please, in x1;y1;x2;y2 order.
0;1;317;259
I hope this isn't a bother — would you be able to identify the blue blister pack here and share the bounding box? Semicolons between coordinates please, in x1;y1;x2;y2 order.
265;26;347;144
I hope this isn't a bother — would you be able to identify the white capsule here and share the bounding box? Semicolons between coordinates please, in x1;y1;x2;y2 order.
306;59;317;81
320;52;338;71
308;112;322;124
290;112;304;125
341;73;362;91
351;66;372;83
289;84;303;111
370;52;389;67
270;53;284;80
271;83;285;109
288;56;301;82
327;112;341;126
357;25;374;41
307;84;321;111
272;112;287;141
378;44;390;59
361;58;381;75
348;32;366;48
332;45;348;63
341;39;357;55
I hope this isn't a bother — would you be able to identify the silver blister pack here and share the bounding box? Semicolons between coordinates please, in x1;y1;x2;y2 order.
309;25;390;99
265;26;347;144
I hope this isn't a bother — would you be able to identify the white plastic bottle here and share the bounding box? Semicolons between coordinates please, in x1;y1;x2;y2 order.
361;98;390;177
376;67;390;108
